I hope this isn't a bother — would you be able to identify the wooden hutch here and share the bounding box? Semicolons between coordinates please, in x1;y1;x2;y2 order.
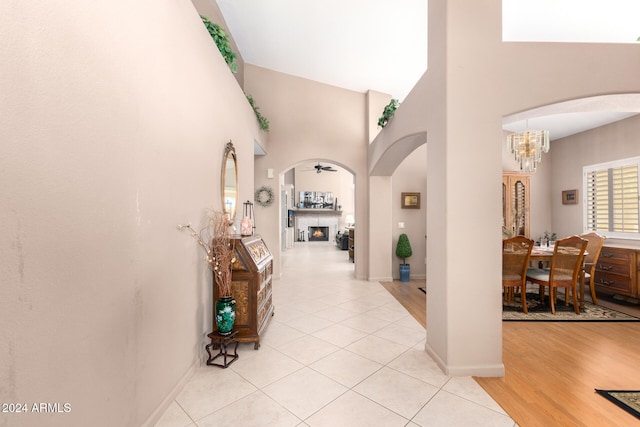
213;235;274;349
502;172;531;238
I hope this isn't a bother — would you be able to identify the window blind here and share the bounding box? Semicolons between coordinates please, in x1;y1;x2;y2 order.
584;158;640;235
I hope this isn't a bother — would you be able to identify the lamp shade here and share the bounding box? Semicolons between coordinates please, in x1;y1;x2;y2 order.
345;214;355;226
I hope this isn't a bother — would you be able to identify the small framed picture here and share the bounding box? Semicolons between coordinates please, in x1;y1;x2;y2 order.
401;192;420;209
562;189;578;205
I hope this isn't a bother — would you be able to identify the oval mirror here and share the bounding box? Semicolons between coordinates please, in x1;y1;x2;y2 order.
221;141;238;224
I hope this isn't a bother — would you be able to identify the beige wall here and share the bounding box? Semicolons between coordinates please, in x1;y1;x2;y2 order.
370;0;640;376
504;114;640;245
293;165;354;228
550;114;640;245
367;90;392;144
392;145;427;279
1;1;260;425
245;64;370;279
502;129;553;242
191;0;245;91
5;3;640;422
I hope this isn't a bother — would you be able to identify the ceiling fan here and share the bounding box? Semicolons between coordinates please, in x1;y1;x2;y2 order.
312;163;337;174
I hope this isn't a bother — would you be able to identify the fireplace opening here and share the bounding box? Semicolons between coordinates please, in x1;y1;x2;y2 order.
308;226;329;242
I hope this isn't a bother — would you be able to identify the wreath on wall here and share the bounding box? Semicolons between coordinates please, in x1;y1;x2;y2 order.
254;185;275;207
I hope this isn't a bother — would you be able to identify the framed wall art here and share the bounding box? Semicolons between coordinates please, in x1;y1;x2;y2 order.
401;192;420;209
562;189;578;205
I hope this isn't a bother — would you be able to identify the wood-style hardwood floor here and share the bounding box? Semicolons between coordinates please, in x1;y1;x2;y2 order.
380;279;426;327
380;280;640;427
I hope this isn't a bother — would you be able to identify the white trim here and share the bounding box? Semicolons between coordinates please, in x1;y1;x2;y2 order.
424;343;506;377
141;354;200;427
583;155;640;173
582;156;640;240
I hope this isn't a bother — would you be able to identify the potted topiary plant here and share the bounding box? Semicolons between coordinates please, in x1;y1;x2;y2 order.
395;233;413;282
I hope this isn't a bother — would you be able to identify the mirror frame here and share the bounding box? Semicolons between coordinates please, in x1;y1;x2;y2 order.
221;141;238;225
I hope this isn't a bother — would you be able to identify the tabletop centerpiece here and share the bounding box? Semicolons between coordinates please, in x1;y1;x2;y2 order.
178;210;237;335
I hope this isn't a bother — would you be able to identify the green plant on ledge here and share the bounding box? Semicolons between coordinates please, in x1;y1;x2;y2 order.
201;15;238;73
378;99;399;128
246;94;270;131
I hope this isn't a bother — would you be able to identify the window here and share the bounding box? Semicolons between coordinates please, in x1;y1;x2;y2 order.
583;157;640;238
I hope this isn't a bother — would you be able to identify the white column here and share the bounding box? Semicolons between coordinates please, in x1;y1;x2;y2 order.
368;176;393;281
424;0;503;376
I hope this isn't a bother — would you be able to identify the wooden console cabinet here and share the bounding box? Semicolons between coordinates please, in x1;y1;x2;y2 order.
213;235;274;349
594;246;639;299
348;227;354;262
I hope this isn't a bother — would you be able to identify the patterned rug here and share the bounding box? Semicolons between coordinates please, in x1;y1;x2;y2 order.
595;390;640;419
503;293;640;321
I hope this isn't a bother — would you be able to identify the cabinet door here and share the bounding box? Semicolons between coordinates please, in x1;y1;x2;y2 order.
503;173;530;238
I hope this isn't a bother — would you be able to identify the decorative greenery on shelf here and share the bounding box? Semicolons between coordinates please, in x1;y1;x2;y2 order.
201;15;238;73
378;99;399;128
246;94;270;131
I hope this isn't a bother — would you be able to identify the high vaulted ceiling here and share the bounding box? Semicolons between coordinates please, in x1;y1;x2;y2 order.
217;0;639;140
217;0;427;101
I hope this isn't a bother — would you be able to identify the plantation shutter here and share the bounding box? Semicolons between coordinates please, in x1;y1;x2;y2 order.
585;160;640;234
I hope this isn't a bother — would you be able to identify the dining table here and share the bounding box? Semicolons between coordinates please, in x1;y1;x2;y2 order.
529;245;587;310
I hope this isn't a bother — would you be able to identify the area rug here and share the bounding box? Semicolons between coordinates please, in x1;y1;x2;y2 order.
503;293;640;321
595;389;640;419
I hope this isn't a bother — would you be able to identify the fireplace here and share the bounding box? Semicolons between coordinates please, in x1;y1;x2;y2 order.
308;226;329;241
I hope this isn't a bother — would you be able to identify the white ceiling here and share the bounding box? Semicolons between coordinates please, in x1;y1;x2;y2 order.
217;0;427;101
503;111;639;140
217;0;640;141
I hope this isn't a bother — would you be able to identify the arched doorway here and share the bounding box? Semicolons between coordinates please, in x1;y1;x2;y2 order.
280;159;357;272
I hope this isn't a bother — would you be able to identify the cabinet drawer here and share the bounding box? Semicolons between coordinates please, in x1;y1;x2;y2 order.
594;272;635;296
595;261;632;277
257;279;272;309
598;248;634;263
258;296;272;328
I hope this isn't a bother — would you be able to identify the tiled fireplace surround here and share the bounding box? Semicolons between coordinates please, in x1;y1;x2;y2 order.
294;210;341;242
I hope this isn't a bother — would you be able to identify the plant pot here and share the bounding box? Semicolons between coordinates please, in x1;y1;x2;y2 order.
399;264;410;282
215;296;236;335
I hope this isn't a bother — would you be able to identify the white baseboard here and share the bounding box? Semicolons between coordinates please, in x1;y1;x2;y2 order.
424;342;505;377
369;276;393;282
141;353;201;427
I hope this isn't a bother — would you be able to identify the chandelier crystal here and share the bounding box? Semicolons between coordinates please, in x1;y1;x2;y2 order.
507;129;550;172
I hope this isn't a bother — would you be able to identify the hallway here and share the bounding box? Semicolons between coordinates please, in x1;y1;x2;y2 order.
156;242;514;426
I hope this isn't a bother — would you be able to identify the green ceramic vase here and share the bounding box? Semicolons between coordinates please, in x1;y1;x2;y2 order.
215;296;236;335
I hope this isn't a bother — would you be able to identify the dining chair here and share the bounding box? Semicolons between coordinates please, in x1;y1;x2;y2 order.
503;236;534;313
526;235;588;314
579;231;605;305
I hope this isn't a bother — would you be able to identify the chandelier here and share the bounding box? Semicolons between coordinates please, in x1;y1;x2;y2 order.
507;127;550;172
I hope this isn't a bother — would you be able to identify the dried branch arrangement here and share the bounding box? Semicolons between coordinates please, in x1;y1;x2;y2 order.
178;211;236;297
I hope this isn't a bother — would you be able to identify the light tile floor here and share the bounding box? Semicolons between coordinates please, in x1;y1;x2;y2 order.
156;242;516;427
